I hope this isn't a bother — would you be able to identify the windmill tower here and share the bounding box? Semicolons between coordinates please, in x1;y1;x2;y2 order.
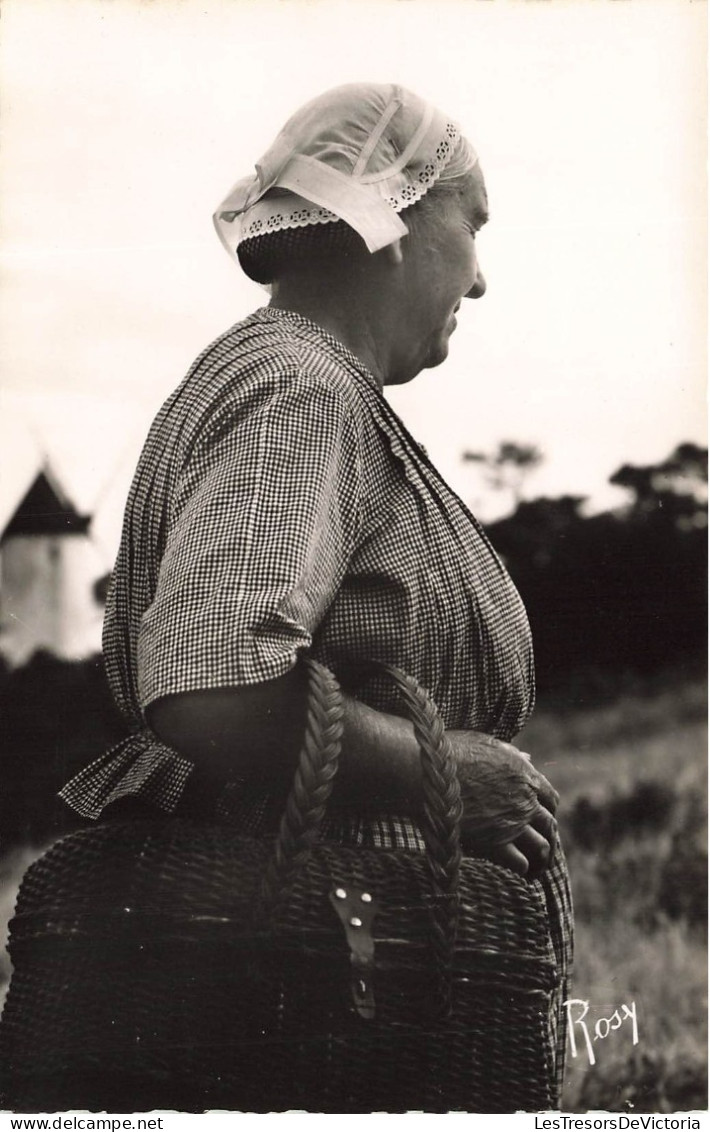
0;462;105;668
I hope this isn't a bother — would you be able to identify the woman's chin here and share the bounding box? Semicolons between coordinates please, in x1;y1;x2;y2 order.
423;337;451;371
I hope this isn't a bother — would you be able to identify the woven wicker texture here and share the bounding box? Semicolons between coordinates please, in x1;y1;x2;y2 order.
0;661;560;1113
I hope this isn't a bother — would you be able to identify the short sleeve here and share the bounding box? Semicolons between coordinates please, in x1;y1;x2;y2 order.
136;376;363;707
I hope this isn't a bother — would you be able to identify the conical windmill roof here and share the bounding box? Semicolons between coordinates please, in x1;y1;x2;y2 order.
1;391;149;560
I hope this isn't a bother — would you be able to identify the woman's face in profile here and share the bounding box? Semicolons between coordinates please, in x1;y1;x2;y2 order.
392;165;489;382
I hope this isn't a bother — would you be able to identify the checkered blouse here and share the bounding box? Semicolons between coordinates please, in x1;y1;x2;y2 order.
60;306;572;1089
61;306;538;825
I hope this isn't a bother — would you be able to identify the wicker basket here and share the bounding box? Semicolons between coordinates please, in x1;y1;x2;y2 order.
0;661;560;1113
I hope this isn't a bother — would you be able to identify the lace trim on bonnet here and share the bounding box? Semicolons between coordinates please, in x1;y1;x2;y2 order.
238;121;461;243
213;84;478;264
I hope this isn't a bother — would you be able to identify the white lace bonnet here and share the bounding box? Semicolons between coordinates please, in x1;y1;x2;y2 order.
213;82;478;264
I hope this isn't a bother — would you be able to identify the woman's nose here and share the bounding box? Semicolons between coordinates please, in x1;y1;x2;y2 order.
465;268;486;300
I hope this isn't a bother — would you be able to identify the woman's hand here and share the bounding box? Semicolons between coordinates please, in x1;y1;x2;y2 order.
446;730;559;879
149;676;558;880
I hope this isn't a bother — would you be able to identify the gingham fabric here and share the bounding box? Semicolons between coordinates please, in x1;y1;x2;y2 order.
59;305;571;1090
60;305;536;822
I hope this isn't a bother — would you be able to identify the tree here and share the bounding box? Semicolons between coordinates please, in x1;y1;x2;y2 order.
463;441;544;511
480;442;706;694
610;443;708;530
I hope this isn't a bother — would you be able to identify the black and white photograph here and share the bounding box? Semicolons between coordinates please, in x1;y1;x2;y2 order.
0;0;706;1119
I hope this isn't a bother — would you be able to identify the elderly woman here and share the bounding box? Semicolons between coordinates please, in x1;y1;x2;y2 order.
1;83;572;1113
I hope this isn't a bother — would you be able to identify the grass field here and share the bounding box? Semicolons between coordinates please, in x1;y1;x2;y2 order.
521;677;707;1112
1;676;706;1113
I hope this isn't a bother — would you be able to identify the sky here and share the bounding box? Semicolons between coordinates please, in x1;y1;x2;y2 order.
1;0;707;565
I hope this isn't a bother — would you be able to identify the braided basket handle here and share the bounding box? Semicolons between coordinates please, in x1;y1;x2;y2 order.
376;663;463;904
259;659;463;927
374;664;463;1015
258;657;344;911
